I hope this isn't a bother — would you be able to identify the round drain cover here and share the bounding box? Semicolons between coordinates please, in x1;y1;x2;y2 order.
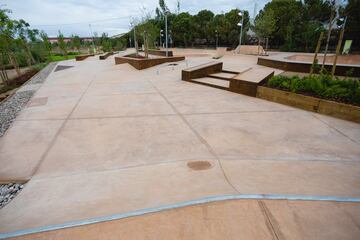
187;161;212;171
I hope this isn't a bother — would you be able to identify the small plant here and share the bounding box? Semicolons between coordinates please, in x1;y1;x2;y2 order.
311;59;320;74
345;68;354;78
267;74;360;105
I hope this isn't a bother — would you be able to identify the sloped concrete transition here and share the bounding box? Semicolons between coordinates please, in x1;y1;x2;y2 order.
0;50;359;239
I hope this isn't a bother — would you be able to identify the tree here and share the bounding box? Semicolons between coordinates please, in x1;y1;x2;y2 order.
224;9;250;47
193;10;215;44
57;30;67;57
253;9;276;39
344;0;360;50
16;19;37;67
100;33;112;52
40;30;52;60
71;34;81;52
172;12;194;47
0;7;21;77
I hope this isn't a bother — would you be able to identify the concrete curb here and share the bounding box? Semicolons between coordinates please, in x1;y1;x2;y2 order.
1;193;359;239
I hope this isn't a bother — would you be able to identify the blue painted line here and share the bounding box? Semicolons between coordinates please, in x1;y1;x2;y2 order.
1;193;359;239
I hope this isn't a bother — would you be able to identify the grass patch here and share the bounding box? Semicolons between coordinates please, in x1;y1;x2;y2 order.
47;52;80;62
266;74;360;106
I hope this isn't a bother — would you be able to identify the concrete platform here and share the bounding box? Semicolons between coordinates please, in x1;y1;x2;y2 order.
0;50;359;239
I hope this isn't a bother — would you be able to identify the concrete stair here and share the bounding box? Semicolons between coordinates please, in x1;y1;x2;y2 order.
182;62;274;97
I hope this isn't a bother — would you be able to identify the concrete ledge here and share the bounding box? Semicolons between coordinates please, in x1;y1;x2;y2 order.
257;57;360;77
99;52;114;60
182;62;223;81
257;86;360;123
148;50;173;57
75;54;94;61
115;55;185;70
229;80;259;97
230;71;274;97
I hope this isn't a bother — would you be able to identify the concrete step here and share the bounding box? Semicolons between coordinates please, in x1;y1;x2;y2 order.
208;72;237;80
190;77;230;89
233;68;274;84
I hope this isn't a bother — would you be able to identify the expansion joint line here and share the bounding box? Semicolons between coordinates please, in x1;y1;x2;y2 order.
145;77;239;194
311;113;359;144
30;72;98;176
258;200;284;240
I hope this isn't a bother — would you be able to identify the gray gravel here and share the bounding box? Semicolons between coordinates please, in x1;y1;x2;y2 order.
0;90;34;137
0;62;57;137
0;183;24;209
25;62;57;85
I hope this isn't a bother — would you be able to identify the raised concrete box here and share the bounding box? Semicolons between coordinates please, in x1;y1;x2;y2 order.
257;86;360;123
148;50;173;57
230;69;274;97
257;57;360;77
99;52;114;60
182;62;223;81
115;55;185;70
75;54;94;61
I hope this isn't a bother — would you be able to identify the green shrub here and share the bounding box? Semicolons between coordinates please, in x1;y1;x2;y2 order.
266;74;360;105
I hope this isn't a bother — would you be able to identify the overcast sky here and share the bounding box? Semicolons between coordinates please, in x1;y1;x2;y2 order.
1;0;270;37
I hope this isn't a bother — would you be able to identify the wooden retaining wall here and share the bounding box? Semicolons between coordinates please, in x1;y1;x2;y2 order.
257;86;360;123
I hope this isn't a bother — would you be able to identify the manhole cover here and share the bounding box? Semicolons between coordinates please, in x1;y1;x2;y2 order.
187;161;212;171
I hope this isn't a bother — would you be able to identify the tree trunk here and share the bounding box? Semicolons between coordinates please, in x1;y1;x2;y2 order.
24;43;36;66
0;54;9;85
8;52;21;77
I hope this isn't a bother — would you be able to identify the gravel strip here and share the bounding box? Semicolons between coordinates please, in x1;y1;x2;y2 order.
0;183;24;209
0;62;57;137
25;62;57;85
0;91;34;137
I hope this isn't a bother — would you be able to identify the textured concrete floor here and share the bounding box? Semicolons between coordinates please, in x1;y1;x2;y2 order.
0;49;359;238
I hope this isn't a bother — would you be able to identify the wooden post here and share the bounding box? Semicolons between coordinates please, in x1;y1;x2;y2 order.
310;32;324;74
321;2;335;72
331;28;345;77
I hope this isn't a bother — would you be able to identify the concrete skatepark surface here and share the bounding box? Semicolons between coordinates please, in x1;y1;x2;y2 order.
0;49;359;239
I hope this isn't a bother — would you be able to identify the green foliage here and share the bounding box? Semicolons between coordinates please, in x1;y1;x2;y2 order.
311;58;320;73
71;35;81;52
57;31;68;57
343;0;360;50
257;0;329;51
47;52;79;62
135;20;160;48
252;9;276;38
267;74;360;105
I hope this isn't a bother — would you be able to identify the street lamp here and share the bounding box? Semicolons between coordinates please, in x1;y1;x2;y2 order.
164;10;170;57
88;24;96;54
215;30;218;49
238;10;244;47
130;21;138;55
160;29;164;48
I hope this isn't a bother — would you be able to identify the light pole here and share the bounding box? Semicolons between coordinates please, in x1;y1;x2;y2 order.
238;10;244;47
133;25;138;55
165;10;169;57
160;29;163;48
89;24;96;54
215;30;218;49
